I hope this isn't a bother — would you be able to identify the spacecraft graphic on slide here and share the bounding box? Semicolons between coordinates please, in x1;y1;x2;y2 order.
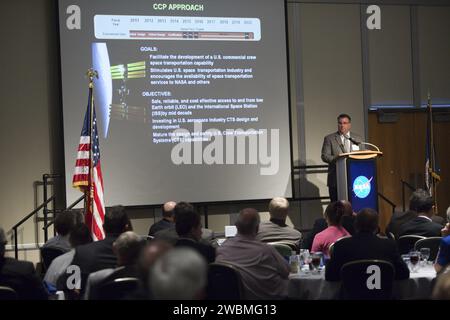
92;42;147;138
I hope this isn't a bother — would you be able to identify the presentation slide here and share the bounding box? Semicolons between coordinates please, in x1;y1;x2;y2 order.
59;0;292;206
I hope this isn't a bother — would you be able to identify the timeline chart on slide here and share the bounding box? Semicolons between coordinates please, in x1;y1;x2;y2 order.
94;15;261;41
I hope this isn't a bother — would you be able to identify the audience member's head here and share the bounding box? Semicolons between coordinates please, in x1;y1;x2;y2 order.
409;189;434;216
112;231;143;266
138;239;172;283
323;201;346;226
236;208;260;236
269;197;289;221
446;206;450;223
0;227;7;258
432;266;450;300
174;202;202;240
162;201;177;221
69;223;93;247
355;208;379;234
340;200;354;217
150;247;207;299
103;205;132;235
54;211;77;237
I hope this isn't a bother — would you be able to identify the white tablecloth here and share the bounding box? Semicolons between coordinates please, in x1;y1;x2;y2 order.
288;264;436;300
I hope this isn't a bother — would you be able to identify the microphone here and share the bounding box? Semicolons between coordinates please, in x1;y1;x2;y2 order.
344;134;360;146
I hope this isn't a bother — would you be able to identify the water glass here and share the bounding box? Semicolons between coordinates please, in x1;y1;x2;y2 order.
419;248;430;265
299;249;310;266
289;254;300;274
409;251;420;272
311;253;322;273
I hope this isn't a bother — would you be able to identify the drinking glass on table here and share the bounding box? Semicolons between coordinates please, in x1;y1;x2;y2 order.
409;251;420;272
311;253;322;274
419;248;430;265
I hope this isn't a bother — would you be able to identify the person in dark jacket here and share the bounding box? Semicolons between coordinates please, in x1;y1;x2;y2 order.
57;205;132;296
325;208;409;281
148;201;176;236
397;189;442;238
173;202;215;263
0;227;48;299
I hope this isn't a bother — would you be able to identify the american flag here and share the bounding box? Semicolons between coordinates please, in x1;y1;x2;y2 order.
72;89;105;241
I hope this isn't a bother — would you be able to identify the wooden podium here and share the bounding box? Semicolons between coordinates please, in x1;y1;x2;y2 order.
336;150;383;212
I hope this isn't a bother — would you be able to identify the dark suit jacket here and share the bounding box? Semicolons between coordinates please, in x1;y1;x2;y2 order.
397;216;443;238
175;238;216;263
386;210;417;239
0;257;48;299
321;131;364;187
325;232;409;281
58;235;118;293
302;216;356;250
148;218;174;236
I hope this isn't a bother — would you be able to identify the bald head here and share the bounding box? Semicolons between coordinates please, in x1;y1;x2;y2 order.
236;208;260;236
162;201;176;220
269;197;289;220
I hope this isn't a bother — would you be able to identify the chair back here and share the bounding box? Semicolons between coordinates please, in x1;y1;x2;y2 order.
262;239;298;252
207;262;243;300
329;236;351;258
387;232;395;240
414;237;442;261
40;247;67;270
96;277;140;300
340;259;395;300
267;242;292;258
0;286;18;300
397;235;426;255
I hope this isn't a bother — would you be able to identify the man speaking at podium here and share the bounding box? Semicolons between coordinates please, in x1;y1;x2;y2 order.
321;114;364;202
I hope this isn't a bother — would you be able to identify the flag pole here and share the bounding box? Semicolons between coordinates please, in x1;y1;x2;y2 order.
87;69;98;227
427;91;438;213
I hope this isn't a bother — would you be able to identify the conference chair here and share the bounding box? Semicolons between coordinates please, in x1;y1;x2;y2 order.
96;277;140;300
0;286;18;300
340;259;395;300
414;237;442;261
265;240;298;252
328;236;351;258
207;262;244;300
397;235;426;255
268;242;292;259
40;247;67;271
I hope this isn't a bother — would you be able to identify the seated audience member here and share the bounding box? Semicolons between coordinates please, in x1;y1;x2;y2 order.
325;208;409;281
432;265;450;299
150;247;207;300
58;205;132;294
173;202;216;263
303;200;355;250
256;197;302;248
397;189;442;238
434;224;450;273
311;201;350;257
387;190;445;239
216;208;290;300
44;223;92;287
128;239;173;299
148;201;176;236
42;210;77;252
0;227;48;300
85;231;143;299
